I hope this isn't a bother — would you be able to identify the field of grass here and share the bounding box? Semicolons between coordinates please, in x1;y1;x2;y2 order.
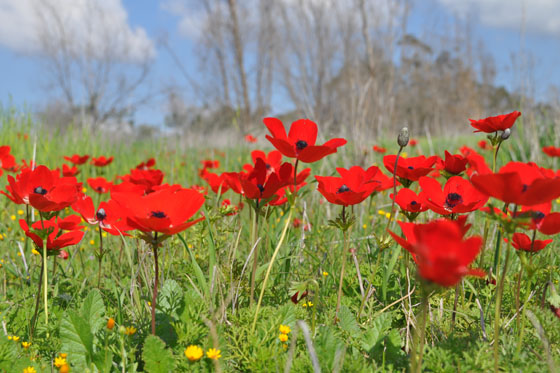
0;110;559;372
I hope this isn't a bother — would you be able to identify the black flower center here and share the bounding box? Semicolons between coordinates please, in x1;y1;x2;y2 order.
337;184;351;193
407;166;414;170
257;184;265;193
96;208;107;221
410;200;417;205
533;211;545;220
33;186;47;195
522;184;528;192
151;211;167;218
265;164;271;170
96;186;104;192
296;140;308;151
445;193;463;208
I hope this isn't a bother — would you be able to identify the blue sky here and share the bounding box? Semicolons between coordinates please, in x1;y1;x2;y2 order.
0;0;558;125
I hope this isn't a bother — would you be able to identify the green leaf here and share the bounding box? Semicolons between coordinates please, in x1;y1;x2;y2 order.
338;306;360;336
93;350;114;372
142;335;175;373
60;311;94;370
80;288;105;334
157;279;184;319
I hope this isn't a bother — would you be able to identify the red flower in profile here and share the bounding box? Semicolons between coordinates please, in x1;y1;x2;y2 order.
200;169;230;194
389;218;484;287
119;168;164;194
19;216;84;255
439;151;468;175
225;159;292;201
409;139;418;146
391;188;428;213
542;146;560;157
64;154;90;165
419;176;488;216
2;165;80;211
373;145;386;154
136;158;156;170
383;155;438;182
245;134;257;143
477;140;490;150
471;162;560;206
459;146;491;176
469;111;521;133
91;156;114;167
509;232;552;253
243;150;283;175
201;159;220;169
72;194;131;235
264;118;346;163
113;185;205;236
62;164;80;177
0;146;16;175
87;177;113;194
315;166;379;206
539;212;560;235
371;169;397;192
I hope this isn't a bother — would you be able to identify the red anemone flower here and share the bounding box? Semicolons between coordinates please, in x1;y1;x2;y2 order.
2;165;80;211
87;177;113;194
72;194;131;235
245;134;257;143
469;111;521;133
509;232;552;253
391;188;428;213
389;217;484;287
409;139;418;146
200;169;230;194
0;146;16;174
113;185;205;236
264;117;347;163
201;159;220;169
439;151;468;175
373;145;387;154
64;154;90;165
119;168;164;194
542;146;560;157
478;140;490;150
136;158;156;170
370;169;398;192
383;155;438;182
419;176;488;216
243;150;283;175
19;216;84;255
539;212;560;235
62;164;80;177
459;146;491;176
225;159;292;201
91;156;114;167
315;166;379;206
471;162;560;206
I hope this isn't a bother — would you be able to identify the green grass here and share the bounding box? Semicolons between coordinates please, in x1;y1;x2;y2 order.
0;108;558;372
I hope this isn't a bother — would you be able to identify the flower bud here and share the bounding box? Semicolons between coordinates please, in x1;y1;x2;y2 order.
118;325;126;335
398;127;409;147
107;317;115;330
501;128;511;140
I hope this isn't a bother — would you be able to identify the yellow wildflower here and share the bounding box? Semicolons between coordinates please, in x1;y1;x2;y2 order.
362;224;367;229
10;215;16;221
17;210;24;215
89;240;95;245
385;212;391;219
322;271;328;277
106;318;115;330
23;367;36;373
401;152;408;158
59;353;68;359
82;187;87;193
124;326;137;336
279;325;291;335
0;234;3;240
279;333;288;342
21;341;31;349
59;364;70;373
12;336;20;342
54;356;67;368
32;249;40;255
377;209;386;216
184;345;204;362
206;348;222;360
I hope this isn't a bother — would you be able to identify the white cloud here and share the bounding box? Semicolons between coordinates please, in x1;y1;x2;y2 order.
0;0;154;62
438;0;560;36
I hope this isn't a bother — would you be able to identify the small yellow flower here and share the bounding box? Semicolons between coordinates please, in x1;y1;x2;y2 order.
17;252;22;256
279;325;291;335
102;232;107;238
12;336;20;342
377;209;386;216
206;348;222;360
302;301;313;308
282;343;288;350
401;152;408;158
106;318;115;330
385;212;391;219
20;237;25;242
82;187;87;193
124;326;137;336
0;234;3;240
54;356;67;368
59;364;70;373
59;353;68;359
279;333;288;342
89;240;95;245
17;210;24;215
23;367;36;373
322;271;329;277
21;341;31;349
362;224;367;229
32;249;40;255
184;345;203;362
10;215;16;221
7;336;12;340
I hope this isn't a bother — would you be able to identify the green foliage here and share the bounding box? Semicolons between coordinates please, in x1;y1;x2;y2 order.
143;335;176;373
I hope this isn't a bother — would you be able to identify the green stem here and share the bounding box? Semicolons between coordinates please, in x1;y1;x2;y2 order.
249;202;260;307
30;258;44;339
40;213;49;334
97;227;104;288
493;232;513;372
251;207;293;333
335;215;350;318
151;232;159;335
411;293;429;373
385;146;404;233
515;275;532;355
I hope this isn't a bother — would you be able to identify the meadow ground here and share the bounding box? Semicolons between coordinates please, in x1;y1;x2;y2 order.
0;111;559;372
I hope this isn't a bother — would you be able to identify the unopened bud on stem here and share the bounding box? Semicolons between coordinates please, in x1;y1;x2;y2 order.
501;128;511;140
398;127;409;147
